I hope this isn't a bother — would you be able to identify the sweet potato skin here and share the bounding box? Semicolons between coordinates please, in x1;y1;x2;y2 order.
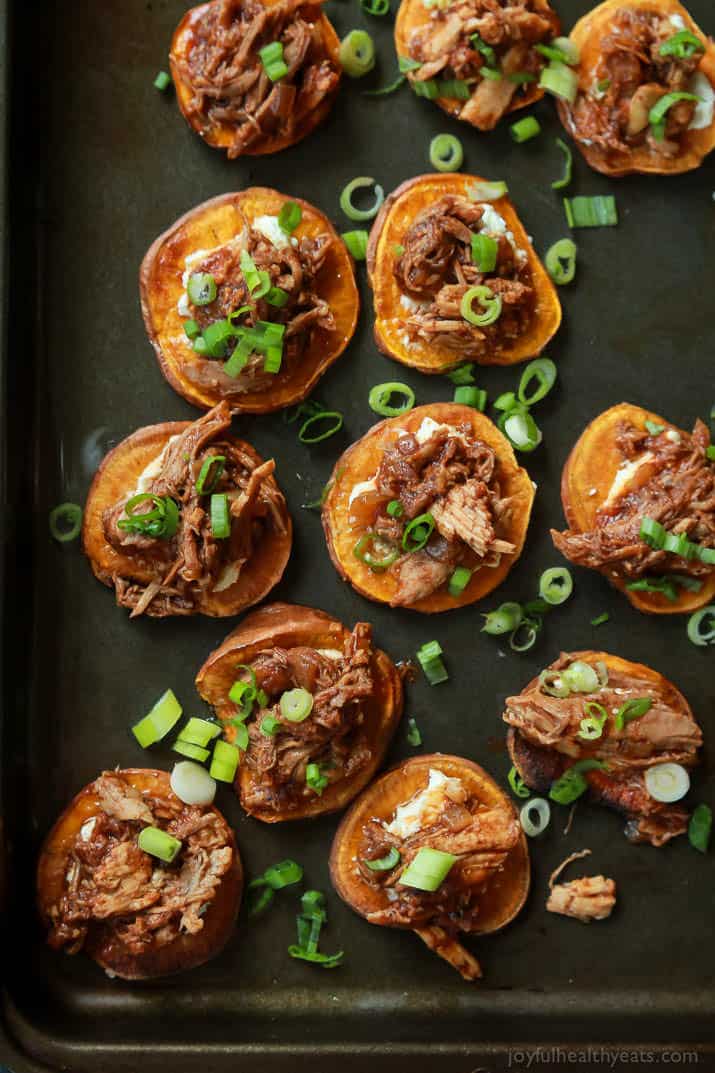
557;0;715;177
36;769;243;980
195;603;404;822
82;420;292;618
170;0;342;157
366;174;561;373
140;190;359;412
394;0;560;130
321;403;535;612
329;753;530;936
557;402;715;614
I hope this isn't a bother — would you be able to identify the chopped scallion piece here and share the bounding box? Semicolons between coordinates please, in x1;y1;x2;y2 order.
520;797;551;837
187;272;217;306
448;565;473;596
49;502;83;543
649;91;699;141
549;759;605;805
614;697;652;732
339;176;384;222
688;804;712;853
539;61;578;103
503;410;542;452
429;133;464;172
368;381;415;417
517;357;557;405
406;717;422;746
362;73;406;97
353;532;399;571
210;493;231;539
360;0;390;14
138;826;182;863
260;715;281;736
209;739;240;782
386;499;404;518
453;385;486;411
508;765;530;798
280;687;314;723
153;70;172;92
402;512;435;553
183;319;200;340
306;762;329;795
298;410;344;443
471;233;498;272
510;116;541;143
339;29;375;78
687;605;715;646
446;363;475;385
552;137;573;190
645;420;665;435
177;717;222;748
467;180;508;201
132;689;183;748
590;612;609;627
264;859;304;889
538;566;573;606
364;847;401;871
545;238;577;284
482;601;522;636
460;285;502;326
564;195;618;229
195;454;226;495
258;41;288;81
417;640;448;684
341;229;369;260
278;200;302;233
172;739;210;763
400;846;457;891
659;29;704;60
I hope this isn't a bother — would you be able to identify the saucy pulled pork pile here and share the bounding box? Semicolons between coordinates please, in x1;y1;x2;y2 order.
504;652;702;847
171;0;340;157
37;770;242;979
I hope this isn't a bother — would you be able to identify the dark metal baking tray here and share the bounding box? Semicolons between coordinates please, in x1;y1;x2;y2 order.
1;0;714;1069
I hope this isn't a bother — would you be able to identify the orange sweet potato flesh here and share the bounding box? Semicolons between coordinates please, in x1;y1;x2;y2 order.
37;770;243;980
82;420;292;617
367;174;562;373
394;0;559;129
330;753;530;937
557;0;715;176
170;0;342;157
322;403;535;612
195;603;404;822
558;402;715;614
140;190;359;412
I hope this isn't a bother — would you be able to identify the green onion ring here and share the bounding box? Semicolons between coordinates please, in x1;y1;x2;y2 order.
402;512;435;552
360;0;390;15
460;285;502;326
538;566;573;606
552;137;573;190
520;797;551;837
368;381;415;416
503;410;542;452
339;176;384;222
429;133;464;173
482;601;522;635
353;532;399;571
517;357;557;406
539;669;570;698
49;502;83;542
649;91;700;141
545;238;577;285
687;605;715;646
298;410;344;443
509;621;539;652
195;454;226;495
363;847;401;871
339;30;375;78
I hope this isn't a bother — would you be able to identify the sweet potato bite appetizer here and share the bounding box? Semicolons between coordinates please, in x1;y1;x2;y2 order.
552;403;715;614
367;175;561;373
504;651;702;847
196;604;404;821
395;0;560;131
140;190;359;412
82;402;291;618
330;754;529;980
557;0;715;176
37;769;242;980
322;403;534;612
170;0;341;158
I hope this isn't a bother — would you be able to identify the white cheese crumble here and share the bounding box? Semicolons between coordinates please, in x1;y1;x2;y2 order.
316;648;344;660
400;294;427;313
133;435;181;494
669;13;686;29
414;416;471;446
665;429;681;443
253;214;291;249
603;452;654;507
385;769;466;839
479;204;527;263
213;562;241;593
688;71;715;131
348;477;379;505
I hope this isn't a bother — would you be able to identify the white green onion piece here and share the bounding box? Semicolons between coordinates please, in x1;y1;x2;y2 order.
538;61;578;103
504;410;542;452
170;761;217;806
210;740;240;783
339;29;375;78
173;740;210;762
644;763;690;803
280;687;314;723
564;195;618;229
138;826;182;863
178;717;222;748
519;797;551;837
539;566;573;606
132;689;183;748
399;846;457;891
562;660;601;694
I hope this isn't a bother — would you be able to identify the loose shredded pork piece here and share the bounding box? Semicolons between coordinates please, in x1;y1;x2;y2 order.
548;848;592;889
547;873;616;923
415;924;482;981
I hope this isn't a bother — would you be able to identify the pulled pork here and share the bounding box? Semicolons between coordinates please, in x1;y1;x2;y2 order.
504;653;702;846
405;0;558;130
181;223;334;398
357;770;520;980
103;402;288;617
552;420;715;585
46;772;234;958
236;623;375;813
349;419;516;605
566;7;708;159
393;195;535;357
175;0;340;157
547;875;616;922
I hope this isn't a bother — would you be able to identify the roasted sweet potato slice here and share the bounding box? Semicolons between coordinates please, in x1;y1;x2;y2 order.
140;190;359;412
367;174;561;373
170;0;341;158
37;769;242;980
557;0;715;177
195;603;404;822
394;0;560;130
82;409;292;617
330;754;530;978
555;402;715;614
322;402;535;612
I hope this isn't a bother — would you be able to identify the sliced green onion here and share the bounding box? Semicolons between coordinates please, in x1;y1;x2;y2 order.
645;762;689;803
448;565;472;596
411;78;439;99
480;67;502;81
183;318;200;340
407;717;422;746
627;574;702;602
278;201;302;233
132;689;183;748
117;493;179;539
536;38;579;65
509;621;539;652
230;722;249;751
437;79;471;98
210;493;231;539
263;345;283;374
429;133;464;173
471;32;496;66
364;847;401;872
360;0;389;14
482;601;522;635
280;687;314;723
399;55;422;72
446;363;476;385
508;71;539;84
353;532;399;571
508;765;530;799
687;606;715;646
340;176;384;222
178;717;222;748
578;701;608;740
306;762;329;795
645;420;665;435
266;286;289;308
688;803;712;853
173;740;210;762
510;116;541;143
138;826;182;863
154;70;171;91
259;41;288;81
187;272;217;305
454;385;486;411
614;697;652;732
341;229;369;260
400;846;457;891
247;885;274;916
591;612;609;627
264;859;304;890
362;73;406;97
518;357;557;406
539;566;573;606
339;29;375;78
260;715;280;736
649;91;699;141
193;336;209;356
393;244;405;256
460;285;502;327
210;740;240;782
298;410;344;443
467;180;508;202
494;391;517;412
539;668;570;698
564;195;618;229
640;517;715;565
417;640;448;684
545;238;577;284
402;512;435;552
706;445;715;462
539;61;578;103
549;759;605;805
368;381;415;417
552;137;573;190
520;797;550;837
471;233;498;272
386;499;403;518
195;454;226;495
504;410;542;452
660;29;705;59
49;502;83;542
562;660;600;694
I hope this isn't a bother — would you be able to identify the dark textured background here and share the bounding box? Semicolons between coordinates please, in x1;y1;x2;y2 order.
1;0;714;1068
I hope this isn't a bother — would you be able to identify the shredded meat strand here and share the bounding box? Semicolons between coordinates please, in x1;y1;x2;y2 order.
546;875;616;922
